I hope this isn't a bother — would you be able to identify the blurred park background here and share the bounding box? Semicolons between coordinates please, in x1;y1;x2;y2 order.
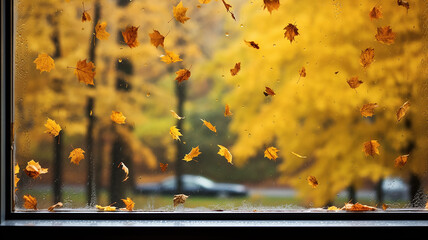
13;0;427;210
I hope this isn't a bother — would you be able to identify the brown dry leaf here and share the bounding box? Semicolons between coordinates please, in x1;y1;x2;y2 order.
369;6;382;20
263;0;280;14
394;154;409;168
44;118;62;137
48;202;63;212
284;23;299;43
96;204;117;211
221;0;236;20
69;148;85;165
121;197;135;211
347;76;363;89
81;11;91;22
95;21;110;40
23;195;37;210
363;140;380;157
161;49;183;64
342;202;377;212
263;86;275;96
244;40;260;49
230;62;241;76
360;103;378;117
175;68;191;83
173;1;190;24
183;146;202;162
360;48;375;68
34;53;55;73
111;111;126;124
170;126;183;141
396;101;410;122
173;194;189;207
170;110;185;120
24;160;48;179
149;30;165;48
122;26;139;48
74;59;96;85
264;146;279;161
201;119;217;133
159;163;168;172
217;145;233;164
224;104;233;117
118;162;129;182
375;26;396;45
397;0;410;10
382;203;388;210
307;175;319;188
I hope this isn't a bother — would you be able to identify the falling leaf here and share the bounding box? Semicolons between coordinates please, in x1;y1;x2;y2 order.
244;40;260;49
170;126;183;141
360;103;378;117
173;194;189;207
394;154;409;168
183;146;202;162
159;163;168;172
24;160;48;179
201;119;217;133
161;50;183;64
74;59;96;85
149;30;165;48
111;111;126;124
369;6;382;20
224;104;233;117
291;151;307;158
263;0;280;14
375;26;395;45
81;11;91;22
170;110;185;120
284;23;299;43
69;148;85;165
347;76;363;89
121;197;135;211
217;145;232;164
396;101;410;122
264;146;279;161
363;140;380;157
23;195;37;210
14;164;20;191
341;202;377;212
44;118;61;137
33;53;55;73
118;162;129;182
397;0;410;10
360;48;375;68
307;176;318;188
175;68;191;83
230;62;241;76
221;0;236;20
96;204;117;211
48;202;63;212
263;86;275;96
173;1;190;24
122;26;139;48
299;66;306;78
95;21;110;40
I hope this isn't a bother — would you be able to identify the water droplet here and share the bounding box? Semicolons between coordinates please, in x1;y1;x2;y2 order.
146;92;151;97
225;32;229;37
240;24;244;28
118;58;122;63
273;44;276;47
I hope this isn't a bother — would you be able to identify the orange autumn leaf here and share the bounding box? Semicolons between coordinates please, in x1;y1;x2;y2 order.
369;6;382;20
122;26;139;48
173;1;190;24
173;194;189;207
121;197;135;211
221;0;236;20
161;49;183;64
342;202;377;212
44;118;62;137
95;21;110;40
24;160;48;179
74;59;96;85
149;29;165;48
159;163;168;172
170;126;183;141
69;148;85;165
396;101;410;122
263;0;280;14
14;164;20;192
224;104;233;117
360;48;375;68
34;53;55;73
307;175;319;188
244;40;260;49
347;76;363;89
284;23;299;43
263;86;275;96
118;162;129;182
363;140;380;157
175;68;191;83
382;203;388;211
183;146;202;162
264;146;279;161
217;145;232;164
375;26;396;45
394;154;409;168
201;119;217;133
23;195;37;210
360;103;378;117
111;111;126;124
230;62;241;76
81;11;91;22
48;202;63;212
170;110;185;120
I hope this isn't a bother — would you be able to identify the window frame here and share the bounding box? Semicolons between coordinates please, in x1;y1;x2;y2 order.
1;0;428;234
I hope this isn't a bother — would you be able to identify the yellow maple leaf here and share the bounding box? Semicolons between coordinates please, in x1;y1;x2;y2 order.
360;103;378;117
149;29;165;48
224;104;233;117
170;126;183;141
14;164;20;191
363;140;380;157
217;145;232;164
396;101;410;122
95;21;110;40
307;175;319;188
34;53;55;73
74;59;96;85
121;197;135;211
23;195;38;210
175;69;191;83
44;118;61;137
264;146;279;161
111;111;126;124
69;148;85;165
173;1;190;24
183;146;202;162
96;204;117;211
24;160;48;179
201;119;217;133
161;49;183;64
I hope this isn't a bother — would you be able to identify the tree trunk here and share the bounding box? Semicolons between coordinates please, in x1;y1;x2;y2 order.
174;82;186;194
109;128;126;207
347;185;356;204
53;131;62;203
375;178;384;205
409;173;425;208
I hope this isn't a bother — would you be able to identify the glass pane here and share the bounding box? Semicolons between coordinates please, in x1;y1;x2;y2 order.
13;0;427;212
